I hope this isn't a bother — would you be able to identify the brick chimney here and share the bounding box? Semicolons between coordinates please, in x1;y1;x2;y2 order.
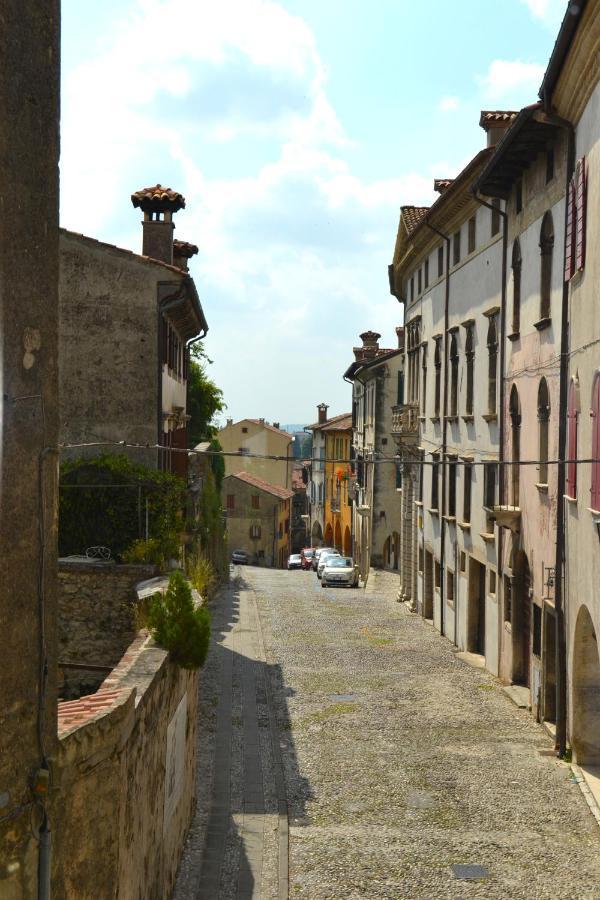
131;184;186;266
272;422;280;430
479;111;518;148
395;326;405;351
317;403;328;424
359;330;381;361
173;239;198;272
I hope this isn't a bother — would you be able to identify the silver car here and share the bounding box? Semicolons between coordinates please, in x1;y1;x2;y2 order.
321;556;359;588
317;550;340;579
312;547;335;572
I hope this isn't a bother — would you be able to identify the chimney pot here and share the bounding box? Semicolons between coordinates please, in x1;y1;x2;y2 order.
131;184;186;266
226;418;233;426
317;403;328;424
395;326;405;351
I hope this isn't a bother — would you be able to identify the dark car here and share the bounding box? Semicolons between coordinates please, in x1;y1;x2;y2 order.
231;549;249;565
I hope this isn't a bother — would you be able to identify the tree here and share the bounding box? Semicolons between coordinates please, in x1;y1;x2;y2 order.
148;571;211;670
187;342;226;446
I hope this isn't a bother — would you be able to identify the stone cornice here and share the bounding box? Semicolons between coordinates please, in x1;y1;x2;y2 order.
552;5;600;124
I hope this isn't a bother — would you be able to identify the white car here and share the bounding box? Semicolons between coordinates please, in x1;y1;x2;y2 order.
321;556;359;588
317;550;340;579
312;547;335;571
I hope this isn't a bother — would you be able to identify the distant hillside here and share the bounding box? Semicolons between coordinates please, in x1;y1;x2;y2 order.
282;424;307;434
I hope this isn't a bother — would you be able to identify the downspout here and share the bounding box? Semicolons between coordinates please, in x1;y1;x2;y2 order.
472;190;508;671
425;220;450;637
539;108;575;758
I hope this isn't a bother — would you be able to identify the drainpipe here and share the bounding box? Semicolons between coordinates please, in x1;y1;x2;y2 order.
538;108;575;758
425;220;450;636
471;190;508;671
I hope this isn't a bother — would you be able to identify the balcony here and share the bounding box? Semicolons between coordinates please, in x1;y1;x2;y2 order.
491;505;521;533
391;402;420;440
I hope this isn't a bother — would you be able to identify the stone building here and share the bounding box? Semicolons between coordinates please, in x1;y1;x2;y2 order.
322;413;353;556
218;418;293;489
60;185;208;477
290;464;309;553
223;471;292;567
305;404;330;545
344;331;403;581
0;5;60;896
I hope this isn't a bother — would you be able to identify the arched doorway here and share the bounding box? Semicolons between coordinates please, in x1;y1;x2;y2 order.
343;526;351;555
392;531;400;570
572;605;600;764
324;523;334;546
383;536;392;568
311;521;323;546
512;550;531;687
334;520;342;550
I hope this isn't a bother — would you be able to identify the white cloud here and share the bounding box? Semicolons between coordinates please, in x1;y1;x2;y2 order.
519;0;566;25
479;59;546;101
439;95;460;112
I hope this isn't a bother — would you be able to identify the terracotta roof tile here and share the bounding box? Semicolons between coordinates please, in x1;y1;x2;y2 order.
57;688;128;735
244;419;292;438
173;239;198;258
226;471;294;500
307;410;353;430
479;110;519;130
131;184;185;212
321;414;352;432
401;206;430;235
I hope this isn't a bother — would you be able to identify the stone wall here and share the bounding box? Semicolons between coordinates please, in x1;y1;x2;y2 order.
58;560;156;670
53;632;198;899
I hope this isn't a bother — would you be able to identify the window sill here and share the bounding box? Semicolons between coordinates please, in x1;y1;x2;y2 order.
457;521;471;531
507;331;520;342
445;415;459;424
480;532;495;543
482;413;498;423
418;415;427;422
443;515;457;524
564;494;577;504
428;507;440;517
430;416;441;424
534;317;552;332
535;483;549;493
587;507;600;516
462;415;474;424
414;500;423;508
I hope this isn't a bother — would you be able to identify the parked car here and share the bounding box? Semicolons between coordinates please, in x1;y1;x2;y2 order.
231;549;249;565
287;553;302;570
300;548;315;570
312;547;335;571
321;556;359;588
317;550;340;579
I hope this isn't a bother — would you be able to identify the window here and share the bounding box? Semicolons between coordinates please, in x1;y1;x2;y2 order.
538;378;550;484
539;210;554;321
397;370;404;406
460;551;466;573
410;276;414;301
487;316;498;415
396;462;403;489
591;373;600;510
434;337;442;417
546;148;554;183
448;455;457;517
515;178;523;213
431;454;439;509
226;494;235;510
491;198;501;236
447;569;455;602
484;462;497;510
465;324;474;416
468;215;476;254
533;605;542;657
418;546;424;573
250;524;261;539
438;245;444;277
564;157;589;278
238;447;250;455
504;576;512;623
566;377;579;499
242;426;248;433
453;230;461;265
424;258;429;289
510;385;521;506
463;463;472;524
449;332;459;417
421;345;427;417
418;268;422;294
489;571;496;595
511;238;521;334
434;560;441;588
251;494;260;509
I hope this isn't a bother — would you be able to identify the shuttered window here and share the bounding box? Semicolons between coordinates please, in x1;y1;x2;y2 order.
566;378;578;499
591;374;600;511
564;179;575;281
565;156;587;280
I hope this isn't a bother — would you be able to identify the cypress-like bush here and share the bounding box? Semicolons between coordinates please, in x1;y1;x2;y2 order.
148;571;211;670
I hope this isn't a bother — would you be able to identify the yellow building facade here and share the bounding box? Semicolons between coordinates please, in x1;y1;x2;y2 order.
322;415;353;555
218;418;293;489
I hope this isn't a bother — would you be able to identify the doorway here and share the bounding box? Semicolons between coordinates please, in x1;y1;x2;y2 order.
572;605;600;764
512;550;531;687
543;605;556;724
424;549;434;619
467;559;486;656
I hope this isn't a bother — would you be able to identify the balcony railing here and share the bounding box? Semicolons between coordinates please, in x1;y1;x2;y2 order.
391;402;419;438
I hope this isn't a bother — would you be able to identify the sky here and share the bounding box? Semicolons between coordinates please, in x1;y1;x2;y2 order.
61;0;567;426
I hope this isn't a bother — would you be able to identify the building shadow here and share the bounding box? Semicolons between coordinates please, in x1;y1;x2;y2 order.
173;572;312;899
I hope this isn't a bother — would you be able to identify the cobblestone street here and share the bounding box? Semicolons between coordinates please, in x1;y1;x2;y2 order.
175;566;600;899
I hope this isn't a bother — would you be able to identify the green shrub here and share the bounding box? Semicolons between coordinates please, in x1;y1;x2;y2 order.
122;536;179;570
148;571;211;670
188;554;217;601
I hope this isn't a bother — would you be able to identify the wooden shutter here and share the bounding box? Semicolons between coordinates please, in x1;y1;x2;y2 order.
592;375;600;510
566;379;578;498
575;156;587;272
564;178;575;281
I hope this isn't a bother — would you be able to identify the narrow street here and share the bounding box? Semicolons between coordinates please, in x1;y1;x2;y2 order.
175;567;600;900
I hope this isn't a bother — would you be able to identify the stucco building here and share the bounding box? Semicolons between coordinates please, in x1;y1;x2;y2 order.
322;413;353;556
218;418;293;489
60;185;208;477
305;404;330;545
223;471;292;567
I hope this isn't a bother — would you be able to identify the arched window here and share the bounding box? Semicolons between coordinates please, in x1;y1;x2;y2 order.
450;332;459;417
510;385;521;506
538;378;550;484
421;344;428;417
511;238;522;334
591;374;600;511
487;317;498;415
465;324;474;416
540;211;554;321
434;337;442;417
566;377;579;499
